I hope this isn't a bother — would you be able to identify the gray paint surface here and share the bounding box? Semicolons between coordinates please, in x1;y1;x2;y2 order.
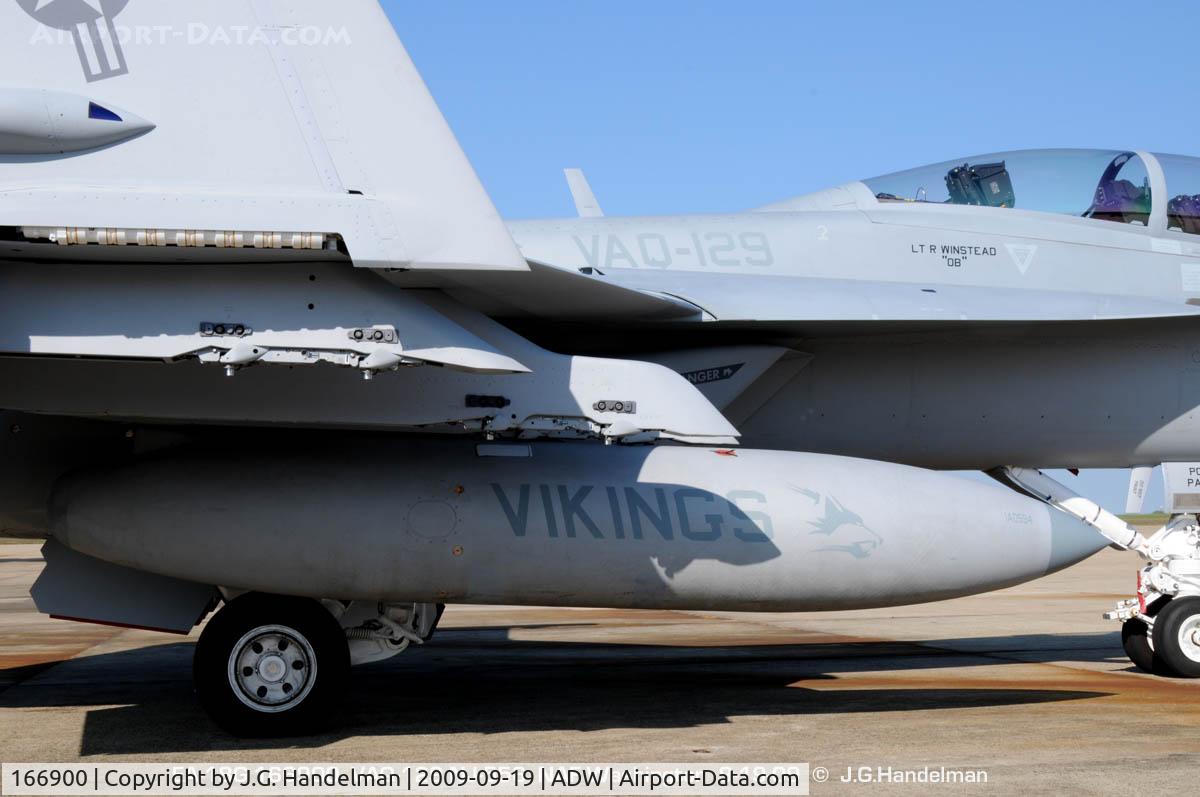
0;1;1191;623
32;539;216;633
49;441;1106;611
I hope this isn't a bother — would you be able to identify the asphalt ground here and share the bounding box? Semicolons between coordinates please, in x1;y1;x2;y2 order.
1;541;1196;795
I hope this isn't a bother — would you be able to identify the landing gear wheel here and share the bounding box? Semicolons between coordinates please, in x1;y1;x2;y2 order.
1122;618;1156;672
1152;596;1200;678
194;593;349;736
1121;599;1171;675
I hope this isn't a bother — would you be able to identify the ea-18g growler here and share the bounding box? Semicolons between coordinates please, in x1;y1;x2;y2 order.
2;0;1198;734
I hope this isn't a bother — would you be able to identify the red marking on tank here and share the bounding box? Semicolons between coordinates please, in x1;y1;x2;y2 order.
49;615;190;635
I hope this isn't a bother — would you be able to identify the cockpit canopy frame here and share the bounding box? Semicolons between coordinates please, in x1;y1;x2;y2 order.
861;148;1200;234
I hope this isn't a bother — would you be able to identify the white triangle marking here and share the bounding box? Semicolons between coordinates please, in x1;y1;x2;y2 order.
1005;243;1038;275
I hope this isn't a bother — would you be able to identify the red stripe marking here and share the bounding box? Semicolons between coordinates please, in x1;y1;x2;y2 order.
49;615;190;636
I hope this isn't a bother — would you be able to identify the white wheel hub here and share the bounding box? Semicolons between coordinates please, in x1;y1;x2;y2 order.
227;624;317;713
258;654;287;683
1177;614;1200;664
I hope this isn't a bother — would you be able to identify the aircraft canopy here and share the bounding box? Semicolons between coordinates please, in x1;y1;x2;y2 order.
863;148;1200;236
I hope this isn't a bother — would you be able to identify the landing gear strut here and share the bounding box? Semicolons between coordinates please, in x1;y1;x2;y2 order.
194;593;349;736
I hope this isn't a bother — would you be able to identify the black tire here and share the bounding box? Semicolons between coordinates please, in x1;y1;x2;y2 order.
1121;599;1171;675
1122;617;1157;672
194;593;349;736
1151;596;1200;678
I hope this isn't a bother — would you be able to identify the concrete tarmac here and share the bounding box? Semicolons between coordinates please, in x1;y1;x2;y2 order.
1;541;1197;795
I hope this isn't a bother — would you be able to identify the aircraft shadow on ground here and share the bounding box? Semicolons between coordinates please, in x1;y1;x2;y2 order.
0;626;1124;755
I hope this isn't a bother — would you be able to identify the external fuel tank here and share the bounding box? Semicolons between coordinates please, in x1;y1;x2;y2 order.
49;440;1108;611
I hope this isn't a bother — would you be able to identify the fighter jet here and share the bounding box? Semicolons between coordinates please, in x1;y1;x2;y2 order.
2;0;1199;735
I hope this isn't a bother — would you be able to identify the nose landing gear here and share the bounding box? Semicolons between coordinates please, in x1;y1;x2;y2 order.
1150;596;1200;677
1117;598;1174;675
1115;597;1200;678
994;467;1200;678
1105;514;1200;678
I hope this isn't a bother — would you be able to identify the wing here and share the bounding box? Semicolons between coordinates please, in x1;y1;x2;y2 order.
0;0;524;273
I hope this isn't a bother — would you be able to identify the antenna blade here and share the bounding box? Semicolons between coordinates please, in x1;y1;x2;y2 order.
564;168;604;218
1125;465;1154;514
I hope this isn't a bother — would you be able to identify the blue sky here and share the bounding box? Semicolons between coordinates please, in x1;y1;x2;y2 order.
381;0;1192;512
